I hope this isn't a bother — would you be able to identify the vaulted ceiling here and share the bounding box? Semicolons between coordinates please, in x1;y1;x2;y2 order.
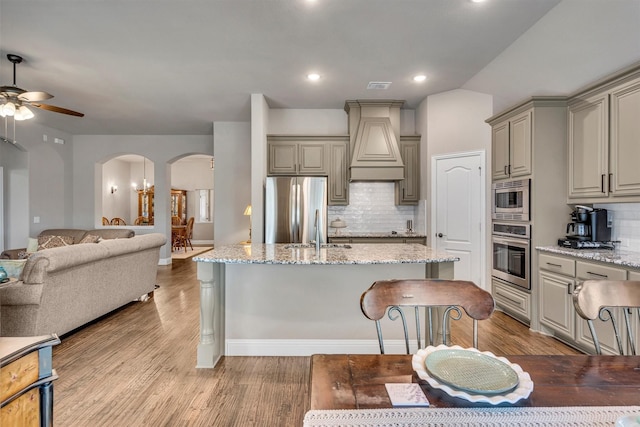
0;0;638;135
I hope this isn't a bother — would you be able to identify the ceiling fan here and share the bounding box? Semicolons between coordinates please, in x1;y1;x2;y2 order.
0;53;84;120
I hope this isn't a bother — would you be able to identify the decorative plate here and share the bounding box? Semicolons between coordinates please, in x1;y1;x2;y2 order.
412;345;534;405
425;349;519;395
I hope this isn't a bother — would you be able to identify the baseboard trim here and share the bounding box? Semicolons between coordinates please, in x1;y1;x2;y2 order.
158;257;172;266
225;339;409;356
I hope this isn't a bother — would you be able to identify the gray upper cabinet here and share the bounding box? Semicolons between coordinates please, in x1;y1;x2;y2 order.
267;135;350;206
567;92;609;199
568;67;640;202
267;136;328;176
328;140;349;205
395;136;420;205
491;110;532;181
609;76;640;196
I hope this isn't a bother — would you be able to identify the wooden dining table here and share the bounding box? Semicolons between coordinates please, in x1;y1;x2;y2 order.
309;353;640;410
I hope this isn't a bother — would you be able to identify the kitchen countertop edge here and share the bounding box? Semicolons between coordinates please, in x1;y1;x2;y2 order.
536;246;640;270
193;243;458;265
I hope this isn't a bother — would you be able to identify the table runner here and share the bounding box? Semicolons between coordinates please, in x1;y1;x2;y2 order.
303;406;640;427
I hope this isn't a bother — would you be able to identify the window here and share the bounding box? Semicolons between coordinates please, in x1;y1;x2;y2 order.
197;189;213;223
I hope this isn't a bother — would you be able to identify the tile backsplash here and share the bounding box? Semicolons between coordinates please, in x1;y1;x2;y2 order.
328;182;422;233
594;203;640;251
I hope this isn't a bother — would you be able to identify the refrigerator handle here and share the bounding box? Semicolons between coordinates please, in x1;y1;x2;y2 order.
294;182;301;243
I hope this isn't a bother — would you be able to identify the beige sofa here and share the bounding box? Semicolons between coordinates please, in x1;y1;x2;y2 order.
0;229;166;337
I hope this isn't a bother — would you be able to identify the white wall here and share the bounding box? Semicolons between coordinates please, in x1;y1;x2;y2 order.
171;156;214;242
464;0;640;114
214;122;251;245
268;109;348;135
102;158;132;222
417;89;493;283
73;134;213;261
0;121;73;247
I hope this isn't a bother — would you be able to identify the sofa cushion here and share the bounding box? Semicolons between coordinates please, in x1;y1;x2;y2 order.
79;234;101;244
27;238;38;252
0;259;28;280
39;229;87;244
37;235;74;250
86;229;135;240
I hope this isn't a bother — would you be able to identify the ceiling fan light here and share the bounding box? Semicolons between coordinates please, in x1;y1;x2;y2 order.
15;105;34;121
1;101;16;117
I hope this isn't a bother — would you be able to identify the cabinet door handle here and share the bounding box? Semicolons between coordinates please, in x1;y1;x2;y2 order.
508;165;511;175
601;174;605;193
504;165;508;176
546;262;562;267
609;173;613;193
586;271;608;278
567;283;572;295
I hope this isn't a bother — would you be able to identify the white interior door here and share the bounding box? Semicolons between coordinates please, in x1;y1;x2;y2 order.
432;152;485;288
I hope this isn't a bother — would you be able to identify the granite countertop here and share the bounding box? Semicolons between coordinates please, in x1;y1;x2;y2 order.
536;246;640;269
193;243;457;265
328;232;427;238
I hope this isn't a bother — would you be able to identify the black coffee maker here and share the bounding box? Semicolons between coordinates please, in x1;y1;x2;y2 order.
566;206;611;242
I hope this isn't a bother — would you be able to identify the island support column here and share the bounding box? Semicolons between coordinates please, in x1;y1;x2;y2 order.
196;262;225;368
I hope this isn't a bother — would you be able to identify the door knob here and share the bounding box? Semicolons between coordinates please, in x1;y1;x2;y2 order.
437;233;444;238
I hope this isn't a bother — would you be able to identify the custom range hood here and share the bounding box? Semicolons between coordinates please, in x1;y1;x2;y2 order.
345;100;405;181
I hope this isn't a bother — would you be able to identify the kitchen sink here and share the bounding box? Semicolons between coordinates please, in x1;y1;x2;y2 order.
284;243;351;249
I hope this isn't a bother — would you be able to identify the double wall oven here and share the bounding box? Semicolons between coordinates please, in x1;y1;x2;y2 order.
491;179;531;291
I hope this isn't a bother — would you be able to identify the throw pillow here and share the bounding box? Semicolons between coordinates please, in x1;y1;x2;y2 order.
27;237;38;252
37;235;74;250
0;259;28;279
79;234;101;244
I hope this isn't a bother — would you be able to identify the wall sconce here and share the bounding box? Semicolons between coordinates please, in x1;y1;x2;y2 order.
110;185;118;194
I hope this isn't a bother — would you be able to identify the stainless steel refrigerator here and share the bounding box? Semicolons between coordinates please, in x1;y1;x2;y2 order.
265;176;327;244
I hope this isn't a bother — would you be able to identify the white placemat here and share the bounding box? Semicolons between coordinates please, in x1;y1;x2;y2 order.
303;406;640;427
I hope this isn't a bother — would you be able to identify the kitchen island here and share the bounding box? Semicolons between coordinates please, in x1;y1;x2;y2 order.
193;243;458;368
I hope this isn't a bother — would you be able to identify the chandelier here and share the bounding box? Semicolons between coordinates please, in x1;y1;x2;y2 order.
131;156;151;193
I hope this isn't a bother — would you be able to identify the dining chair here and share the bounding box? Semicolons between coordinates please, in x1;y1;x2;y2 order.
110;217;126;226
185;217;195;250
171;216;182;226
572;280;640;355
360;279;495;354
133;216;145;225
102;216;110;226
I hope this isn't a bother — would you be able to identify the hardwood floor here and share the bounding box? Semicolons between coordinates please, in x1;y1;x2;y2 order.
52;259;579;426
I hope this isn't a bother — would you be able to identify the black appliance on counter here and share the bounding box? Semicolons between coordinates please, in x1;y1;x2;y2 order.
558;206;613;249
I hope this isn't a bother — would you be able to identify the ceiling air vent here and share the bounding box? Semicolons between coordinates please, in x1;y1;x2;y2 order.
367;81;392;90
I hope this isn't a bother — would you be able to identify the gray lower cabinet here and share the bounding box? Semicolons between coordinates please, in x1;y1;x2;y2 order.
538;270;575;340
492;277;531;325
538;252;631;354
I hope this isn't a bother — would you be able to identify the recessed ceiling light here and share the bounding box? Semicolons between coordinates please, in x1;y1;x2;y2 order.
470;0;486;3
413;75;427;82
307;73;321;81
